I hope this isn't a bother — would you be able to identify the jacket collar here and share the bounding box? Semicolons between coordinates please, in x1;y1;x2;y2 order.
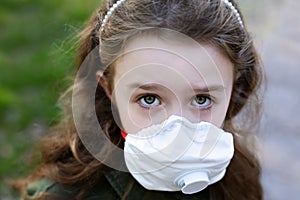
104;169;210;200
104;168;134;198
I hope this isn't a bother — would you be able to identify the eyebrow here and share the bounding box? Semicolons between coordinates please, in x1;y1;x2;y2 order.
192;85;226;92
128;83;163;91
128;83;225;92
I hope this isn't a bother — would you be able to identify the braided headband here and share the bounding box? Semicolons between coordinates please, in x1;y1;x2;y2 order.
100;0;244;32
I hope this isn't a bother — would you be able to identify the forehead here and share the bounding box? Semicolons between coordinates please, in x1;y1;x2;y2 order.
113;33;233;89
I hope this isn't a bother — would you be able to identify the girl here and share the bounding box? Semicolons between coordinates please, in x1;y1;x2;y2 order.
14;0;263;199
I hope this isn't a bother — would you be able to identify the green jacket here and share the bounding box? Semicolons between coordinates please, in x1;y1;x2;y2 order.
25;170;210;200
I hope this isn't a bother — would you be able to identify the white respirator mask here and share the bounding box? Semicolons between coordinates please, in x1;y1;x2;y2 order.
123;115;234;194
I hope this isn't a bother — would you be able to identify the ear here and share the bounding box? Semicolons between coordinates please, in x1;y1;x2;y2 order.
96;70;112;100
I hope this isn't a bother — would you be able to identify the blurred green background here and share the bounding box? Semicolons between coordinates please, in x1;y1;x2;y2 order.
0;0;102;197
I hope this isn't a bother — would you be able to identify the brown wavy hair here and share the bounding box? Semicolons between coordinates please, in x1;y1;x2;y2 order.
13;0;264;199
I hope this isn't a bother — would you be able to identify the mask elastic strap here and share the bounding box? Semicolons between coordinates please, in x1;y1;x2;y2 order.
121;130;127;139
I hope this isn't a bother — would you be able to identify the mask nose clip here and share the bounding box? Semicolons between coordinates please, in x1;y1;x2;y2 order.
174;171;209;194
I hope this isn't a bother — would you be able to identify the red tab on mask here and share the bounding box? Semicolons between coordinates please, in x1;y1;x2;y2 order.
121;130;127;139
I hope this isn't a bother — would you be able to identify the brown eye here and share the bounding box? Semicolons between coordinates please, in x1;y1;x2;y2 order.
139;95;160;108
192;95;211;108
144;96;155;104
196;96;206;104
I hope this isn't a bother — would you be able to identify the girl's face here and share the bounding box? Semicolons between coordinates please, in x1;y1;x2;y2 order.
108;34;234;134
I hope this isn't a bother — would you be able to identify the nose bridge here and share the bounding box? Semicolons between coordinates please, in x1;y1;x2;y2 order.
165;83;200;122
171;105;182;117
166;90;182;116
168;97;193;120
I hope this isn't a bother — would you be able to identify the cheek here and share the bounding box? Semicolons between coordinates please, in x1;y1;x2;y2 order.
209;106;228;127
201;88;233;127
112;86;153;133
118;105;152;133
212;89;233;127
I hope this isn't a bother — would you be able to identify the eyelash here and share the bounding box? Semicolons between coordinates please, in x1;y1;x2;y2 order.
137;94;161;109
191;95;213;110
136;94;213;110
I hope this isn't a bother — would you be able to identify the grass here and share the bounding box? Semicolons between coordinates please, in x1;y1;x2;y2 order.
0;0;101;197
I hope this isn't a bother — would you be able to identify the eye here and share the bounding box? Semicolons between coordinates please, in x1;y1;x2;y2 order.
192;95;212;108
138;95;160;108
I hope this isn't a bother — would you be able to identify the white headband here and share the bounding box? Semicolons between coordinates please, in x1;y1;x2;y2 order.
100;0;244;32
100;0;126;32
222;0;244;28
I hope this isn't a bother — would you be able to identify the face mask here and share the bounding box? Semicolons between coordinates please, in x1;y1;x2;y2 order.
123;115;234;194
